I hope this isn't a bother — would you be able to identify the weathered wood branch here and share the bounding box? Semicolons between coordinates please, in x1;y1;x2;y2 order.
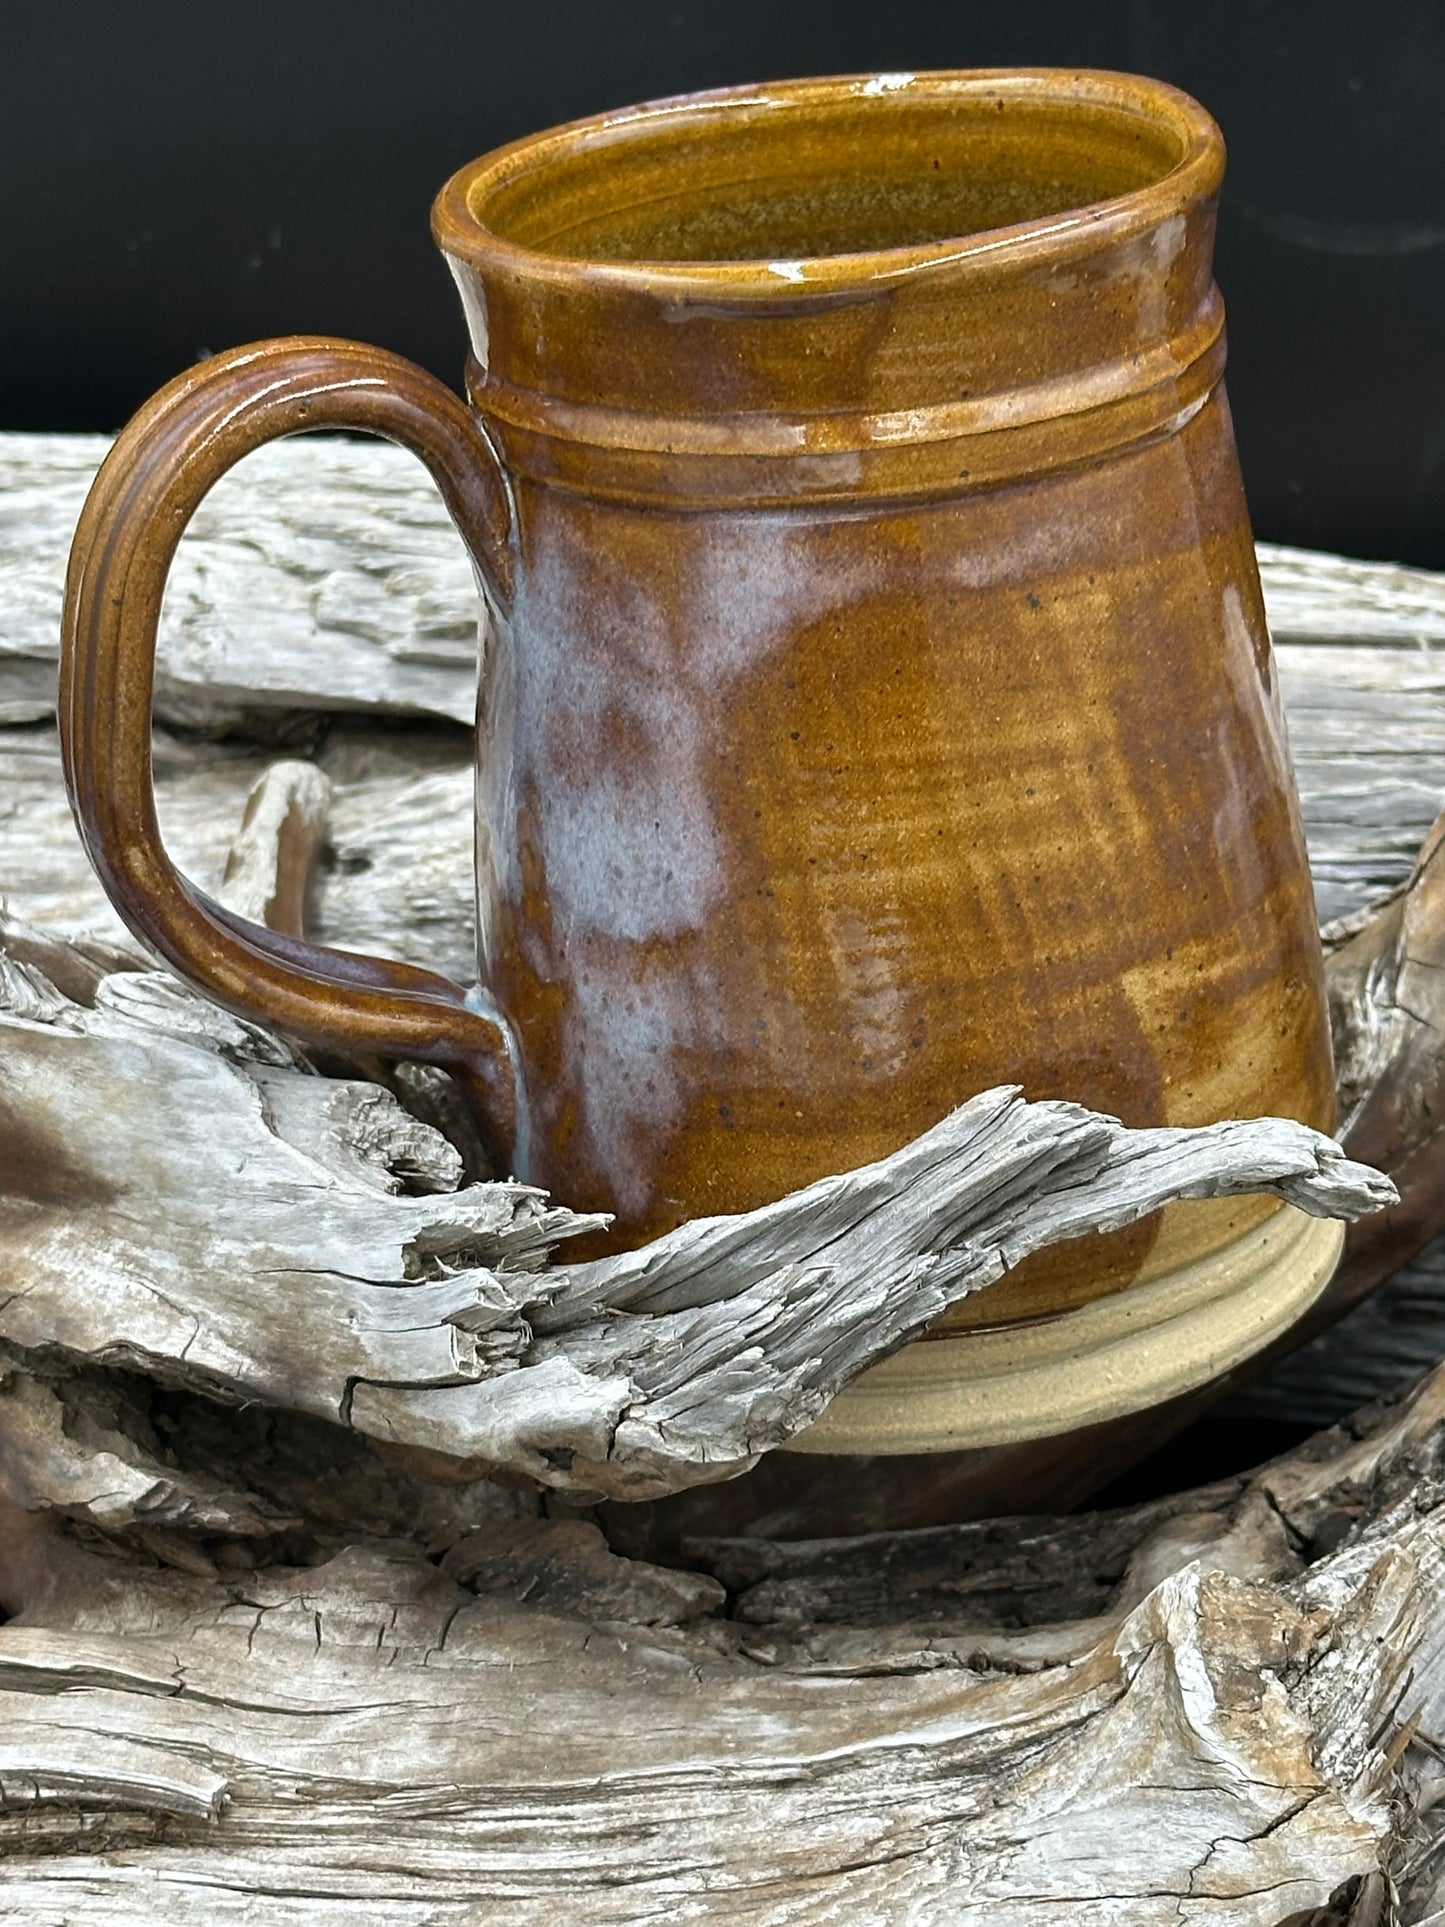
6;429;1445;930
1;1340;1444;1921
5;432;1445;1922
216;758;332;934
0;434;483;727
0;912;1388;1504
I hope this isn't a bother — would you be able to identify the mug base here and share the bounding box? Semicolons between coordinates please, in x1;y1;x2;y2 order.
786;1204;1344;1456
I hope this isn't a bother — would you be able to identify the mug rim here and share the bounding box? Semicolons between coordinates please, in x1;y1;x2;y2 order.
432;68;1224;300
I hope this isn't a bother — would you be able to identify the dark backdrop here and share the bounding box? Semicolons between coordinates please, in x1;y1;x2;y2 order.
6;0;1445;566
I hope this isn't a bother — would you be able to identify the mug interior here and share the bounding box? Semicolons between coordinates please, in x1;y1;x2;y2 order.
467;77;1192;267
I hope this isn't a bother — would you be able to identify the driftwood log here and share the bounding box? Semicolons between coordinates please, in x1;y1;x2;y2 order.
5;432;1445;1920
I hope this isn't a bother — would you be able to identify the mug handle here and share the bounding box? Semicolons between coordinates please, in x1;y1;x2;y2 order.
59;337;521;1170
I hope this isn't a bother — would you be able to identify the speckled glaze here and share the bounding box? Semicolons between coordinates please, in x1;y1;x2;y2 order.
61;71;1334;1345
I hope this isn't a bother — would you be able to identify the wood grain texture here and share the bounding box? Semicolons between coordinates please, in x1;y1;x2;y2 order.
216;759;332;935
4;432;1445;1922
2;1339;1443;1922
3;433;1442;1427
0;433;481;727
0;913;1386;1503
5;434;1445;930
6;438;1445;1428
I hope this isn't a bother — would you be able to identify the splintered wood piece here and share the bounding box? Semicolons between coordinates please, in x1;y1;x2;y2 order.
0;914;1387;1504
2;1345;1443;1922
216;759;332;936
7;432;1445;1922
601;802;1445;1548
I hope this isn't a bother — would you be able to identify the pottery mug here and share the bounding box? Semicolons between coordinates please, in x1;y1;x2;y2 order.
59;70;1338;1454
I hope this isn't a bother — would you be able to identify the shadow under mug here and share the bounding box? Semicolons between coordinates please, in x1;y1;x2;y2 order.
58;69;1340;1454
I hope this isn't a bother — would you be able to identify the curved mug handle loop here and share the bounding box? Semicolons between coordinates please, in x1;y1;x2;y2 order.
59;337;520;1169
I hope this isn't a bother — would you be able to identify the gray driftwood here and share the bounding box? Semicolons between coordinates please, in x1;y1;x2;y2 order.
0;1362;1443;1925
3;432;1445;1922
0;911;1388;1504
7;428;1445;930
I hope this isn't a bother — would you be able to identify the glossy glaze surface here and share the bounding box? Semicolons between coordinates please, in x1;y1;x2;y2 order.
61;70;1334;1334
438;70;1333;1298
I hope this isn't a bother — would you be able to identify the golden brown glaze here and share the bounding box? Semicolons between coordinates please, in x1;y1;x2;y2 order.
440;71;1334;1290
61;71;1334;1330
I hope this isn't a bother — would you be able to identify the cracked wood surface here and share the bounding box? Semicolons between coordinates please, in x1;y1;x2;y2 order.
4;431;1445;928
2;1346;1444;1922
3;432;1445;1921
0;914;1388;1503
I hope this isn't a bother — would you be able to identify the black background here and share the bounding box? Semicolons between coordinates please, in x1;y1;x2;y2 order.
6;0;1445;565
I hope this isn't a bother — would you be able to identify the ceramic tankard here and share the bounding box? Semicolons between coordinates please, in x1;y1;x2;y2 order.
59;70;1339;1454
